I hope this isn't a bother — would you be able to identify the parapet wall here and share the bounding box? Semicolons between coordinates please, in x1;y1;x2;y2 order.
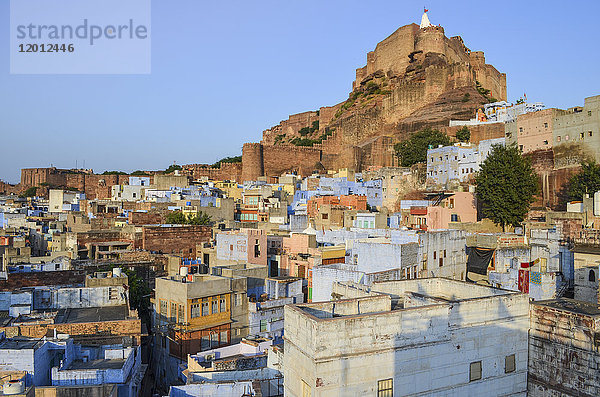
183;162;243;183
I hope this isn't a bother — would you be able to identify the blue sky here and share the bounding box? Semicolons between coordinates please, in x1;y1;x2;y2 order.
1;0;599;183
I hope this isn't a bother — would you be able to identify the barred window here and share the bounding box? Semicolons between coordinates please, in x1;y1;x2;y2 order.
212;299;218;314
191;304;200;318
177;304;184;324
202;302;209;316
160;300;168;317
170;302;176;322
377;378;393;397
220;297;226;312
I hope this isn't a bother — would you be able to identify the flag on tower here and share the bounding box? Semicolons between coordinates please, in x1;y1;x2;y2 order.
424;7;428;13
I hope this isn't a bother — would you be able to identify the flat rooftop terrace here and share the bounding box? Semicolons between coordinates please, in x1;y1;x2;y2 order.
55;305;130;323
296;278;520;320
533;298;600;317
67;358;127;371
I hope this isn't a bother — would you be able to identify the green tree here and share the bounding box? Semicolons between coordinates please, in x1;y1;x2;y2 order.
565;161;600;202
130;170;150;176
20;186;38;198
475;144;539;231
456;126;471;142
165;211;187;224
394;128;452;167
164;164;182;174
187;211;212;225
102;266;151;314
212;156;242;168
102;170;127;175
165;210;212;225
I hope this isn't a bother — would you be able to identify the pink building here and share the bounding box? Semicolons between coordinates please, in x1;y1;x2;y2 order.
427;192;477;230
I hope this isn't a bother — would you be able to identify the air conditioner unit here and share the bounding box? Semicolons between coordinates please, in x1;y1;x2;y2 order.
205;353;216;361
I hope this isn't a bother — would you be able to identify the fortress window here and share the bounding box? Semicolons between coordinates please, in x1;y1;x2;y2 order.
581;132;585;139
589;111;592;116
505;354;516;373
470;361;482;382
544;123;548;128
557;136;561;142
544;140;548;145
589;131;593;137
519;127;523;132
566;135;570;140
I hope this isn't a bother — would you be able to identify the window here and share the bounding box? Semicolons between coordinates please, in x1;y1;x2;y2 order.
589;131;593;137
201;335;210;350
220;331;228;344
191;303;200;318
235;293;242;306
302;380;311;397
202;301;209;316
211;332;219;346
433;251;436;260
557;136;561;142
178;304;184;324
170;302;176;322
160;300;168;319
566;135;570;141
470;361;482;382
444;250;447;258
322;213;328;220
519;127;523;132
212;299;218;314
377;378;393;397
589;269;596;282
519;145;523;151
581;132;585;139
220;297;226;312
260;319;267;332
505;354;516;373
589;110;592;116
540;258;547;273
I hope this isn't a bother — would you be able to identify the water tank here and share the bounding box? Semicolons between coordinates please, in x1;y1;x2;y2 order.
112;268;122;277
3;380;25;395
179;267;189;277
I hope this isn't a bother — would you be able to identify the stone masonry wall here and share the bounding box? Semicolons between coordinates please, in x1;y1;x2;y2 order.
528;302;600;397
141;225;211;257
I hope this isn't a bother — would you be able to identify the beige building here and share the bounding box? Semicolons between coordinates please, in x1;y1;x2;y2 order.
505;109;555;153
553;95;600;168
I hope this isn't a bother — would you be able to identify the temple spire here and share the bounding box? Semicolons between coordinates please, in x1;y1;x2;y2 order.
420;8;432;29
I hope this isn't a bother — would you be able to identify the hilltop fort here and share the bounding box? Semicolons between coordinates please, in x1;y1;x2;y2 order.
234;11;507;181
